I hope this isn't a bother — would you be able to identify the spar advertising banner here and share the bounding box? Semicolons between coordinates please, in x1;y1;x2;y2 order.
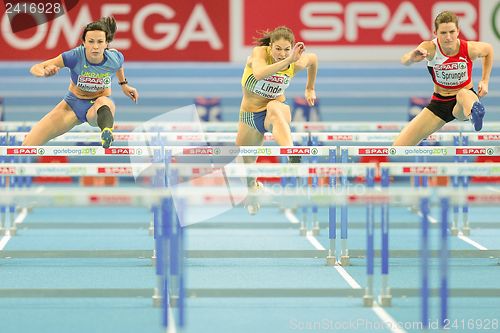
0;0;230;61
233;0;489;61
0;0;498;61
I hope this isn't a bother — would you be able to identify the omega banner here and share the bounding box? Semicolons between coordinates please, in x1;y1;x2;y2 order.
0;0;498;61
0;0;230;61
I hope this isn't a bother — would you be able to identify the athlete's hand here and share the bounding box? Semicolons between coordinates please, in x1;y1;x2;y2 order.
288;42;305;63
478;80;489;98
43;65;59;77
122;85;139;103
411;47;428;62
305;88;316;106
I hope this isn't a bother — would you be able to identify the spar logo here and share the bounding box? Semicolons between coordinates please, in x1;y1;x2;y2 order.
6;147;44;155
358;148;389;155
89;195;134;205
493;2;500;40
114;134;132;140
303;124;327;131
456;148;492;155
434;62;465;71
280;147;317;155
327;135;353;141
308;167;343;176
478;135;500;141
402;166;438;175
97;167;133;175
176;134;204;141
105;148;142;155
376;124;400;130
468;194;500;203
183;147;214;155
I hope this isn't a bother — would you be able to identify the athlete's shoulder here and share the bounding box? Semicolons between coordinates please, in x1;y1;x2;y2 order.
105;48;124;66
61;45;84;68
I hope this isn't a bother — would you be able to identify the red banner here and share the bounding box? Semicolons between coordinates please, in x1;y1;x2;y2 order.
0;0;229;61
243;0;480;46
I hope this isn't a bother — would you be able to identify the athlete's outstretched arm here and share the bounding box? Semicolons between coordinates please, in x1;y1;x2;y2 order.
295;52;318;106
30;55;64;77
116;67;139;103
468;41;494;97
400;41;434;66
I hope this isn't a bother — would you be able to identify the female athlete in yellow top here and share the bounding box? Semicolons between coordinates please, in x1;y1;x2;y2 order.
235;26;318;214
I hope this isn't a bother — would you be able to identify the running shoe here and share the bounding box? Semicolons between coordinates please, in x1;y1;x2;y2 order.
470;101;485;131
101;127;114;148
246;181;263;215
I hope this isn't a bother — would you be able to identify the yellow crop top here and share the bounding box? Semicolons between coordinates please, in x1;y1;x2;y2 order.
241;48;295;99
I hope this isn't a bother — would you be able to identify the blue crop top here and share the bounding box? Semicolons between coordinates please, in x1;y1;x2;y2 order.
61;45;124;93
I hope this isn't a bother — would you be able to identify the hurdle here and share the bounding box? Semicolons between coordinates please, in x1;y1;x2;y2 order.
2;160;500;329
3;120;500;132
3;131;500;145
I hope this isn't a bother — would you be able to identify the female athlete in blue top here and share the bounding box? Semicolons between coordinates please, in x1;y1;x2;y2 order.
25;17;138;148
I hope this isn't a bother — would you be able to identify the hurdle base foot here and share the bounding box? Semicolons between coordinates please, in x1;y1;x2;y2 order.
311;227;320;236
461;227;471;236
325;256;337;266
340;256;350;266
169;296;178;308
151;256;156;266
363;295;374;307
379;295;392;307
152;295;162;308
9;228;17;236
450;228;459;236
299;228;307;236
0;228;5;236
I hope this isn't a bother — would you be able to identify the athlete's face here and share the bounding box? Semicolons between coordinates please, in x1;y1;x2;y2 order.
84;30;108;63
270;39;292;62
435;22;459;49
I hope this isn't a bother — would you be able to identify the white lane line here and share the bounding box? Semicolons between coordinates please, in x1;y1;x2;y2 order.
285;211;407;333
0;233;11;250
457;232;488;250
372;303;408;333
305;231;362;289
486;186;500;193
15;208;28;224
415;210;438;224
284;209;300;224
165;304;177;333
0;208;28;251
412;208;488;250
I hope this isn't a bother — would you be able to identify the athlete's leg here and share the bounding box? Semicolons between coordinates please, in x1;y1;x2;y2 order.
393;108;446;146
86;96;116;126
453;88;485;131
264;100;293;146
235;121;264;186
86;96;116;148
22;100;81;146
452;89;479;120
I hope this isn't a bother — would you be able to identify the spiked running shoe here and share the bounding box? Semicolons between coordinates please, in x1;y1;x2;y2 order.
470;101;485;131
101;127;114;148
246;181;263;215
